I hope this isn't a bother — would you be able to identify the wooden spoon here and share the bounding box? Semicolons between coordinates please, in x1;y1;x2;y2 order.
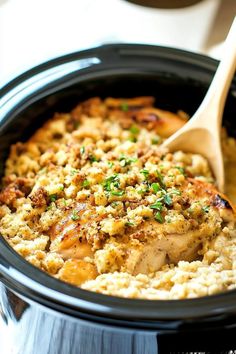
162;17;236;192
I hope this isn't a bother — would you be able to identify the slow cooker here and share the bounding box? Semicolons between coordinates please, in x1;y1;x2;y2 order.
0;44;236;354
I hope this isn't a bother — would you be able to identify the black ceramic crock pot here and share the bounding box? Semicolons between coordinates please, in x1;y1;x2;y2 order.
1;44;236;354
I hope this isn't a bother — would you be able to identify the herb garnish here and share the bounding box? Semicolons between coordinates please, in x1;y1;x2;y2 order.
138;187;148;194
151;137;160;145
62;199;68;206
156;170;165;188
121;102;129;112
129;125;139;135
202;205;210;213
140;169;149;180
125;221;135;227
129;136;137;143
150;201;163;211
71;210;80;221
82;180;90;188
71;169;79;176
119;155;138;167
80;146;85;155
175;166;186;175
111;190;124;196
49;194;57;202
89;155;98;163
103;174;120;192
103;174;125;196
163;193;172;206
129;125;140;142
151;182;161;193
108;161;114;168
150;188;181;221
155;212;164;223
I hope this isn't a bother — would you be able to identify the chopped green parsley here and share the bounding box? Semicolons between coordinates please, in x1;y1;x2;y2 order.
49;194;57;202
163;193;172;206
175;166;186;175
150;201;163;211
202;205;210;213
82;180;90;188
71;169;79;176
156;170;165;187
151;182;161;193
140;169;149;179
121;102;129;112
129;125;139;135
71;210;80;221
89;155;98;163
119;155;138;167
151;136;160;145
111;190;124;196
155;212;164;223
108;161;114;168
125;221;135;227
103;174;120;192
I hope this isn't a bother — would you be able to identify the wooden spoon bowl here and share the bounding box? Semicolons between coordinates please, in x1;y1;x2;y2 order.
163;17;236;192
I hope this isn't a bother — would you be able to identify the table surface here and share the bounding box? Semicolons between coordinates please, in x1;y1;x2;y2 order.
0;0;236;88
0;0;236;352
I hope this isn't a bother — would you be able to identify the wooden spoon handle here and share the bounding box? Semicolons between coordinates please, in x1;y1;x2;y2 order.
192;16;236;130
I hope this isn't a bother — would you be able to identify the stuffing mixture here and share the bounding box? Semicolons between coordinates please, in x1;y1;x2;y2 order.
0;96;236;300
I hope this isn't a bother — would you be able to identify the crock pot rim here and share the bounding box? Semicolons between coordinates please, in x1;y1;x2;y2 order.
0;42;221;96
1;43;236;323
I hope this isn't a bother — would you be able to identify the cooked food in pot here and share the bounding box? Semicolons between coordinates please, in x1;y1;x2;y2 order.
0;96;236;299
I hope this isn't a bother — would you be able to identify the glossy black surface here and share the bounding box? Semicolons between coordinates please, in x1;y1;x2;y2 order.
0;44;236;353
1;283;236;354
124;0;204;9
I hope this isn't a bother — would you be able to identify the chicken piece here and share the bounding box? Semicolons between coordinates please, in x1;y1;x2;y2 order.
123;180;236;275
125;223;207;275
105;97;185;137
49;204;99;285
49;203;94;260
185;178;236;223
131;107;186;137
58;259;97;286
105;96;155;109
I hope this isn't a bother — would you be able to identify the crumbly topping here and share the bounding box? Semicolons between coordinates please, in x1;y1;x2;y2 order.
0;96;236;299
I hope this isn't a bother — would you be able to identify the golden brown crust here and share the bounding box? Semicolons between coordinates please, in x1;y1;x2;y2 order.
0;177;32;207
29;187;48;208
0;96;236;299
